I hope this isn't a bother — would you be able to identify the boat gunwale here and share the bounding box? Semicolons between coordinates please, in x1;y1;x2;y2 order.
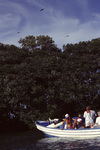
35;121;100;132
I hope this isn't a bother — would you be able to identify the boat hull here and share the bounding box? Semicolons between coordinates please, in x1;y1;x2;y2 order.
35;121;100;138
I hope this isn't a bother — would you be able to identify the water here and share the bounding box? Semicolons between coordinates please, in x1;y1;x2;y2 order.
0;130;100;150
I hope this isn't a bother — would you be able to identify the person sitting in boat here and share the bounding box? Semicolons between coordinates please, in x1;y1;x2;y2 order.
83;106;97;128
72;113;85;129
94;111;100;127
61;114;72;130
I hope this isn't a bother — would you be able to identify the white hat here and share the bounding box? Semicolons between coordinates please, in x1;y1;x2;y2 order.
65;114;69;118
77;118;82;123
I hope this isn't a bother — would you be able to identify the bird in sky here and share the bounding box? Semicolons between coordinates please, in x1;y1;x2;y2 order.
65;35;70;37
17;32;20;34
40;8;44;11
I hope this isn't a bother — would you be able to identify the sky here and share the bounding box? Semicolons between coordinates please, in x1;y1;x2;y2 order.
0;0;100;49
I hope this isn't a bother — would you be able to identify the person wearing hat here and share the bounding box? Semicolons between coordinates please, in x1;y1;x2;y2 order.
61;114;72;130
94;111;100;127
72;113;85;129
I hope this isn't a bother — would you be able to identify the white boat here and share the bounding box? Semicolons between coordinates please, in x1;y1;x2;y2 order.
35;120;100;138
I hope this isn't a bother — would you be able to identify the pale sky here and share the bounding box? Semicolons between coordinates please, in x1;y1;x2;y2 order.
0;0;100;49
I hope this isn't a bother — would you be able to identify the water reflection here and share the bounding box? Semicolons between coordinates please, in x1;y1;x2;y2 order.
0;130;44;150
36;137;100;150
0;130;100;150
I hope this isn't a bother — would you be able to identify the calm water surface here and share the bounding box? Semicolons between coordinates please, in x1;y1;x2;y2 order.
0;130;100;150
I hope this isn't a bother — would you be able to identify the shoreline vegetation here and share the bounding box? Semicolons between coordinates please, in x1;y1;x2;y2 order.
0;35;100;131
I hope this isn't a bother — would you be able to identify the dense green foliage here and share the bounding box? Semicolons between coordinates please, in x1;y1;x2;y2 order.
0;36;100;130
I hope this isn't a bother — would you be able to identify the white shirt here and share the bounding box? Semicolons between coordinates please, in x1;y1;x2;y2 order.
84;110;97;121
83;110;97;127
95;117;100;125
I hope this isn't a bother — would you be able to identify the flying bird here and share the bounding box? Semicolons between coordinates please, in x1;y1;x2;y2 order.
65;35;70;37
17;32;20;34
40;8;44;11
